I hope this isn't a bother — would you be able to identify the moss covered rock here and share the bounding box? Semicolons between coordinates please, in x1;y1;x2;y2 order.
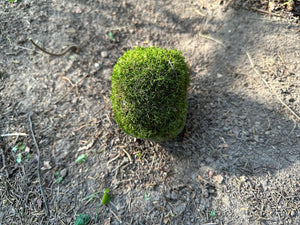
110;46;190;141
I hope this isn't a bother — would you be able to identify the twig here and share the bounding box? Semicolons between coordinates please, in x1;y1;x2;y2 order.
30;39;78;57
246;51;300;121
0;147;8;177
61;76;79;95
110;208;122;223
0;133;28;137
28;113;50;217
82;191;102;201
193;8;206;17
122;148;133;164
54;73;89;104
199;32;225;47
107;154;121;165
250;7;283;17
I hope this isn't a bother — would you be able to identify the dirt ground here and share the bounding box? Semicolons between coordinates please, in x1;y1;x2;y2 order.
1;0;300;224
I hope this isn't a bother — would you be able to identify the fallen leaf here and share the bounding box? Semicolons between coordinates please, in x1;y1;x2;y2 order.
163;215;169;224
197;174;204;182
75;7;82;14
210;209;216;218
218;143;228;148
76;154;88;164
56;177;63;184
24;146;30;153
208;169;214;178
16;153;22;163
101;189;111;205
74;214;91;225
41;161;51;170
36;198;42;208
268;1;275;11
213;174;224;184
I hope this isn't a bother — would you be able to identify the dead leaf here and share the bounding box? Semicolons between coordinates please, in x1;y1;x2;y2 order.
25;146;30;153
268;1;275;12
213;174;224;184
41;161;51;170
218;143;229;148
75;7;82;14
163;215;169;224
36;198;42;208
208;170;214;178
198;174;204;181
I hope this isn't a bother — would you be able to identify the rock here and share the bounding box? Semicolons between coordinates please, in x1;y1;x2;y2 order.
217;73;223;78
101;51;108;58
60;168;68;178
170;191;178;200
174;201;186;215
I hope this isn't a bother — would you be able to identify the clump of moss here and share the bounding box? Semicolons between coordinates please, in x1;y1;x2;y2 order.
110;46;190;141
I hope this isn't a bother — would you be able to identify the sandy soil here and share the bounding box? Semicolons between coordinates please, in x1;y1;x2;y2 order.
1;0;299;224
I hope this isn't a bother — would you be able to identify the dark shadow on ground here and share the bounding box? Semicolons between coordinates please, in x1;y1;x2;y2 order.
156;5;299;180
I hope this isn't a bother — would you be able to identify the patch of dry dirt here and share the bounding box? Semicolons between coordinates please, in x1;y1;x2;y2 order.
0;0;299;224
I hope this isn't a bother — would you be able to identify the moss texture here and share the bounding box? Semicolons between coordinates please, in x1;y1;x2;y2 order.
110;46;190;141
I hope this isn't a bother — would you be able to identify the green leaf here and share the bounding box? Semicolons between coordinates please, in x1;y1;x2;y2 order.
144;193;150;201
56;177;63;184
74;214;91;225
54;171;60;176
210;210;216;218
16;153;22;163
136;150;141;158
12;142;25;152
26;153;31;160
101;189;110;205
76;154;87;164
108;32;114;40
18;144;25;150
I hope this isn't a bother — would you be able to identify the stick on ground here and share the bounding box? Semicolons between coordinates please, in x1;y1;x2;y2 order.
28;113;50;217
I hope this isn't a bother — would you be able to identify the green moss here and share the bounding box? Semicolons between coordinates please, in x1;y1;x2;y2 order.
110;46;190;141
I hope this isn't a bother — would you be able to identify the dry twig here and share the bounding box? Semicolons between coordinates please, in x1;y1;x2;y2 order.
246;51;300;121
199;32;225;47
250;7;283;17
122;148;133;164
28;113;50;217
0;133;28;137
54;73;89;104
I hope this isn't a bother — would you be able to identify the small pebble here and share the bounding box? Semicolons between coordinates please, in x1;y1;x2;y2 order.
170;191;178;200
94;62;100;68
101;51;108;58
60;168;68;178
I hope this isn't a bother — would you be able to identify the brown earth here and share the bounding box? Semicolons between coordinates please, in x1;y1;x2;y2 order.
0;0;299;224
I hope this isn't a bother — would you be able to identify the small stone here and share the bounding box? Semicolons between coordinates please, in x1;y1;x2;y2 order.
208;188;215;194
217;73;223;78
198;198;206;210
261;181;268;191
170;191;178;200
101;51;108;58
94;62;100;68
174;201;186;215
290;210;296;217
60;168;68;178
